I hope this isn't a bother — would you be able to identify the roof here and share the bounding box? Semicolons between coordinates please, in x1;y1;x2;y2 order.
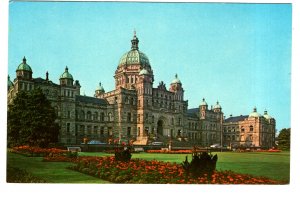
17;57;32;72
187;108;199;118
75;95;108;105
60;67;73;80
171;74;181;84
224;115;248;123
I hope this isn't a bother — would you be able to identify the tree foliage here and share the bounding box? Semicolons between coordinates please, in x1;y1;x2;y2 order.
277;128;290;151
7;88;59;148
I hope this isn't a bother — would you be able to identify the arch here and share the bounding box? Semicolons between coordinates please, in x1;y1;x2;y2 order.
157;120;164;136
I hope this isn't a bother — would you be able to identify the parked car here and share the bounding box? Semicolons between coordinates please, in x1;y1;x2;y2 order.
151;141;164;146
210;144;222;148
87;140;106;145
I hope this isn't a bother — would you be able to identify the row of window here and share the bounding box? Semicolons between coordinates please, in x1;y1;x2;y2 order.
75;110;113;122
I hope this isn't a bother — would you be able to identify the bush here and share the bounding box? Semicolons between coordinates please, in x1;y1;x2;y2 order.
182;151;218;179
114;146;132;162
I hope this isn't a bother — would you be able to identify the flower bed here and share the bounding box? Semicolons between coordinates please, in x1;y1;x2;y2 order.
11;145;68;157
67;155;284;184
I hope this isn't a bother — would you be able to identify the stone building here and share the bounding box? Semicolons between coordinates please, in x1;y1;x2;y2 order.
223;107;276;149
7;32;275;148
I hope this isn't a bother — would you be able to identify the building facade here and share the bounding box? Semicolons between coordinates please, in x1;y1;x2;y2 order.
7;33;276;148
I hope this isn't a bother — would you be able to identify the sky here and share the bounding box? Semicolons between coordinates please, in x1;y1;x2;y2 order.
7;1;291;132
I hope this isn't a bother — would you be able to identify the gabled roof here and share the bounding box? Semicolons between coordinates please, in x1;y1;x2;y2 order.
75;95;108;105
224;115;248;123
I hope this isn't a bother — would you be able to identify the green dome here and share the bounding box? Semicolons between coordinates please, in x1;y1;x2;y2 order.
213;101;221;109
139;68;150;75
118;32;151;67
60;66;73;79
171;74;181;84
96;82;105;92
119;50;150;67
263;110;272;119
249;107;261;118
200;98;207;106
17;57;32;72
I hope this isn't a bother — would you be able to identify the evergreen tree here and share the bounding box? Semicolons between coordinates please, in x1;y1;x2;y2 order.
7;88;59;148
277;128;290;151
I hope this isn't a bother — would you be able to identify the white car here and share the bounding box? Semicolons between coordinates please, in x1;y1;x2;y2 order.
210;144;222;148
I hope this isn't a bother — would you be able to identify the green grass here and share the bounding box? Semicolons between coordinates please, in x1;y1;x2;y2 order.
7;152;110;183
79;151;290;182
7;151;290;183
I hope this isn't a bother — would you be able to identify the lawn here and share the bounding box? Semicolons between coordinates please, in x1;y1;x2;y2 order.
7;152;110;183
7;151;290;183
79;151;290;182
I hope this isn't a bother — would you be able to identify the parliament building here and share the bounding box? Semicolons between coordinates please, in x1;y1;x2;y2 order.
7;33;276;148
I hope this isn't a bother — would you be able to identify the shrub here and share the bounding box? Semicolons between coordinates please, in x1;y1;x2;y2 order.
114;146;132;162
182;151;218;179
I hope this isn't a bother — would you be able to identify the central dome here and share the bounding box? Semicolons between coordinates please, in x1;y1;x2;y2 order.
118;31;151;67
119;50;150;67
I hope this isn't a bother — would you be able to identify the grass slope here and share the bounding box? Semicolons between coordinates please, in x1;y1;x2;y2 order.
7;152;110;183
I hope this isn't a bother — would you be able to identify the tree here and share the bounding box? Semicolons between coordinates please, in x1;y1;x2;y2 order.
277;128;290;151
7;88;59;148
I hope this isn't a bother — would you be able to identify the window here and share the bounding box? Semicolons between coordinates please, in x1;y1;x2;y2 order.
152;115;155;123
250;125;254;132
66;123;70;133
80;110;85;120
138;114;140;123
94;126;98;134
100;112;105;121
127;112;131;122
87;111;92;120
67;111;71;118
178;118;181;126
100;127;104;136
87;125;92;135
93;112;98;121
108;112;113;121
241;126;245;132
127;127;131;136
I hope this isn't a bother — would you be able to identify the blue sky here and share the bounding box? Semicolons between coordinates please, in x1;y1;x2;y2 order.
7;1;291;132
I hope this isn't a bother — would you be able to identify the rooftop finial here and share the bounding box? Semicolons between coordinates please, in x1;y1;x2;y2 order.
65;66;68;72
175;73;178;78
46;71;49;81
253;106;257;112
23;56;26;64
131;30;139;50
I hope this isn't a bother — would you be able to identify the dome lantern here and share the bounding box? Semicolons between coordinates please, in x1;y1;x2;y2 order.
249;107;261;118
131;30;139;50
171;73;182;84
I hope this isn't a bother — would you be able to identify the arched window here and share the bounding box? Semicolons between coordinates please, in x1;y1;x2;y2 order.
108;112;113;122
250;125;254;132
130;97;134;105
87;111;92;120
100;112;105;122
80;110;85;120
93;112;98;121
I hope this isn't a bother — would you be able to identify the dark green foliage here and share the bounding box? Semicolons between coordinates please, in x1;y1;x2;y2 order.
7;88;59;148
66;151;78;158
277;128;290;151
114;146;132;162
182;152;218;178
7;166;47;183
